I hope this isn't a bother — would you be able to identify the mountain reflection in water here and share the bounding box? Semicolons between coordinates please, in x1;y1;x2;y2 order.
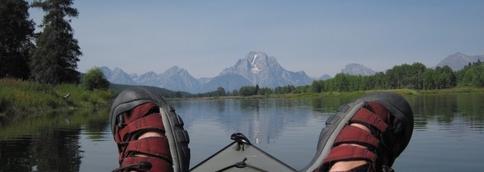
0;93;483;171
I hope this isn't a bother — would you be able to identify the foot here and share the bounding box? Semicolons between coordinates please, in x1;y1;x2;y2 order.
110;87;190;172
304;93;414;172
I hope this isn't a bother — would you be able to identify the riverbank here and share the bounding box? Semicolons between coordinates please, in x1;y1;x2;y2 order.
0;79;112;125
174;87;484;100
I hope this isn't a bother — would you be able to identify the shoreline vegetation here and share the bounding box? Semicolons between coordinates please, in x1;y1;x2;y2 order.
2;78;482;127
0;79;112;127
171;87;484;100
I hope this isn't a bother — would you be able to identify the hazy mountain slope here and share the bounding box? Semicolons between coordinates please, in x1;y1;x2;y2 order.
437;52;484;71
100;66;136;85
318;74;331;80
101;66;201;93
219;51;313;88
341;63;376;76
157;66;202;93
202;74;252;92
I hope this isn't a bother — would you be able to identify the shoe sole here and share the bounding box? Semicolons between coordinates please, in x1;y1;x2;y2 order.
303;92;413;172
110;86;190;172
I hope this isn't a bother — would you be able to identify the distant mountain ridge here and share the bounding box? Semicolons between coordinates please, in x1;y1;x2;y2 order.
100;67;135;85
341;63;376;76
217;51;313;88
437;52;484;71
101;51;313;93
100;66;201;93
100;51;482;93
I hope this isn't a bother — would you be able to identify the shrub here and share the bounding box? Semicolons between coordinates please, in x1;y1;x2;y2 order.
82;67;109;90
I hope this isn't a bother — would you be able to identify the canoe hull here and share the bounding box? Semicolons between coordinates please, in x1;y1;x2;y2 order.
191;139;296;172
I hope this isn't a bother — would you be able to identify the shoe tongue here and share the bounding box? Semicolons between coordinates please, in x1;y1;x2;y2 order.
366;102;390;124
125;102;158;124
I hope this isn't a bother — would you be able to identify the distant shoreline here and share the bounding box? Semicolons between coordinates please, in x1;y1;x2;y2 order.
169;87;484;100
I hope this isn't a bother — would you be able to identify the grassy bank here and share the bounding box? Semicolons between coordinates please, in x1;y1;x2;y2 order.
0;79;112;125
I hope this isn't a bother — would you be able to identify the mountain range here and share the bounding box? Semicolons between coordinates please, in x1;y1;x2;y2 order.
101;51;313;93
101;51;483;93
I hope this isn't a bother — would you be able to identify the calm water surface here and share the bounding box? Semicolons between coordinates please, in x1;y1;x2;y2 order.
0;93;483;171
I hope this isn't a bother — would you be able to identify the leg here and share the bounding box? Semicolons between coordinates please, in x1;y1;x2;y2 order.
304;92;414;172
328;123;372;171
110;87;190;172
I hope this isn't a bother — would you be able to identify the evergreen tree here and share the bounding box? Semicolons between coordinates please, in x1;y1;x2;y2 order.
255;84;260;95
0;0;34;79
216;87;226;96
239;86;257;96
311;80;322;93
30;0;81;84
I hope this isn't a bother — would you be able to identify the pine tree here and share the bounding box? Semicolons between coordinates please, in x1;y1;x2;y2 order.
30;0;81;84
0;0;34;79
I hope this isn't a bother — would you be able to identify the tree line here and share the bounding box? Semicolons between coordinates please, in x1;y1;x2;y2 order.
311;61;483;93
1;0;83;84
1;0;108;90
195;61;484;97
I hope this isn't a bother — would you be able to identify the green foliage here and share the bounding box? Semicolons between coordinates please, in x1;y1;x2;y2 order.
308;63;463;93
239;86;258;96
258;87;273;95
423;66;456;89
228;85;273;96
216;87;226;96
81;67;109;90
0;0;34;79
0;78;112;124
386;63;426;89
30;0;81;84
460;63;484;87
438;66;456;88
274;85;296;94
193;86;227;97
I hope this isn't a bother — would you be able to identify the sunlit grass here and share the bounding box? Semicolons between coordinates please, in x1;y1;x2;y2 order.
0;78;112;126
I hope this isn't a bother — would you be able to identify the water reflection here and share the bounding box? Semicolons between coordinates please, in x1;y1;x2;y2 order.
0;93;483;171
0;129;82;172
172;99;321;145
0;109;109;172
408;93;484;129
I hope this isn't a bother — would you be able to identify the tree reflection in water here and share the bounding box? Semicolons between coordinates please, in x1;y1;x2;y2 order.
0;108;109;172
0;93;483;171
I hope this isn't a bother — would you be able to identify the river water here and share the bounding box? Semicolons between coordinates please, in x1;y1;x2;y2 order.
0;93;483;171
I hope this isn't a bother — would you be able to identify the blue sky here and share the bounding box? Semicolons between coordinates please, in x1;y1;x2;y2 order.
29;0;484;78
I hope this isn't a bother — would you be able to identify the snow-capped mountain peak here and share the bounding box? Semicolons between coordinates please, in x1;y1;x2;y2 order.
247;51;269;74
101;51;313;93
217;51;312;88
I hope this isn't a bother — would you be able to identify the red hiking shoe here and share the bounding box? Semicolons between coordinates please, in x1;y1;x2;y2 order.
110;87;190;172
304;93;414;172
